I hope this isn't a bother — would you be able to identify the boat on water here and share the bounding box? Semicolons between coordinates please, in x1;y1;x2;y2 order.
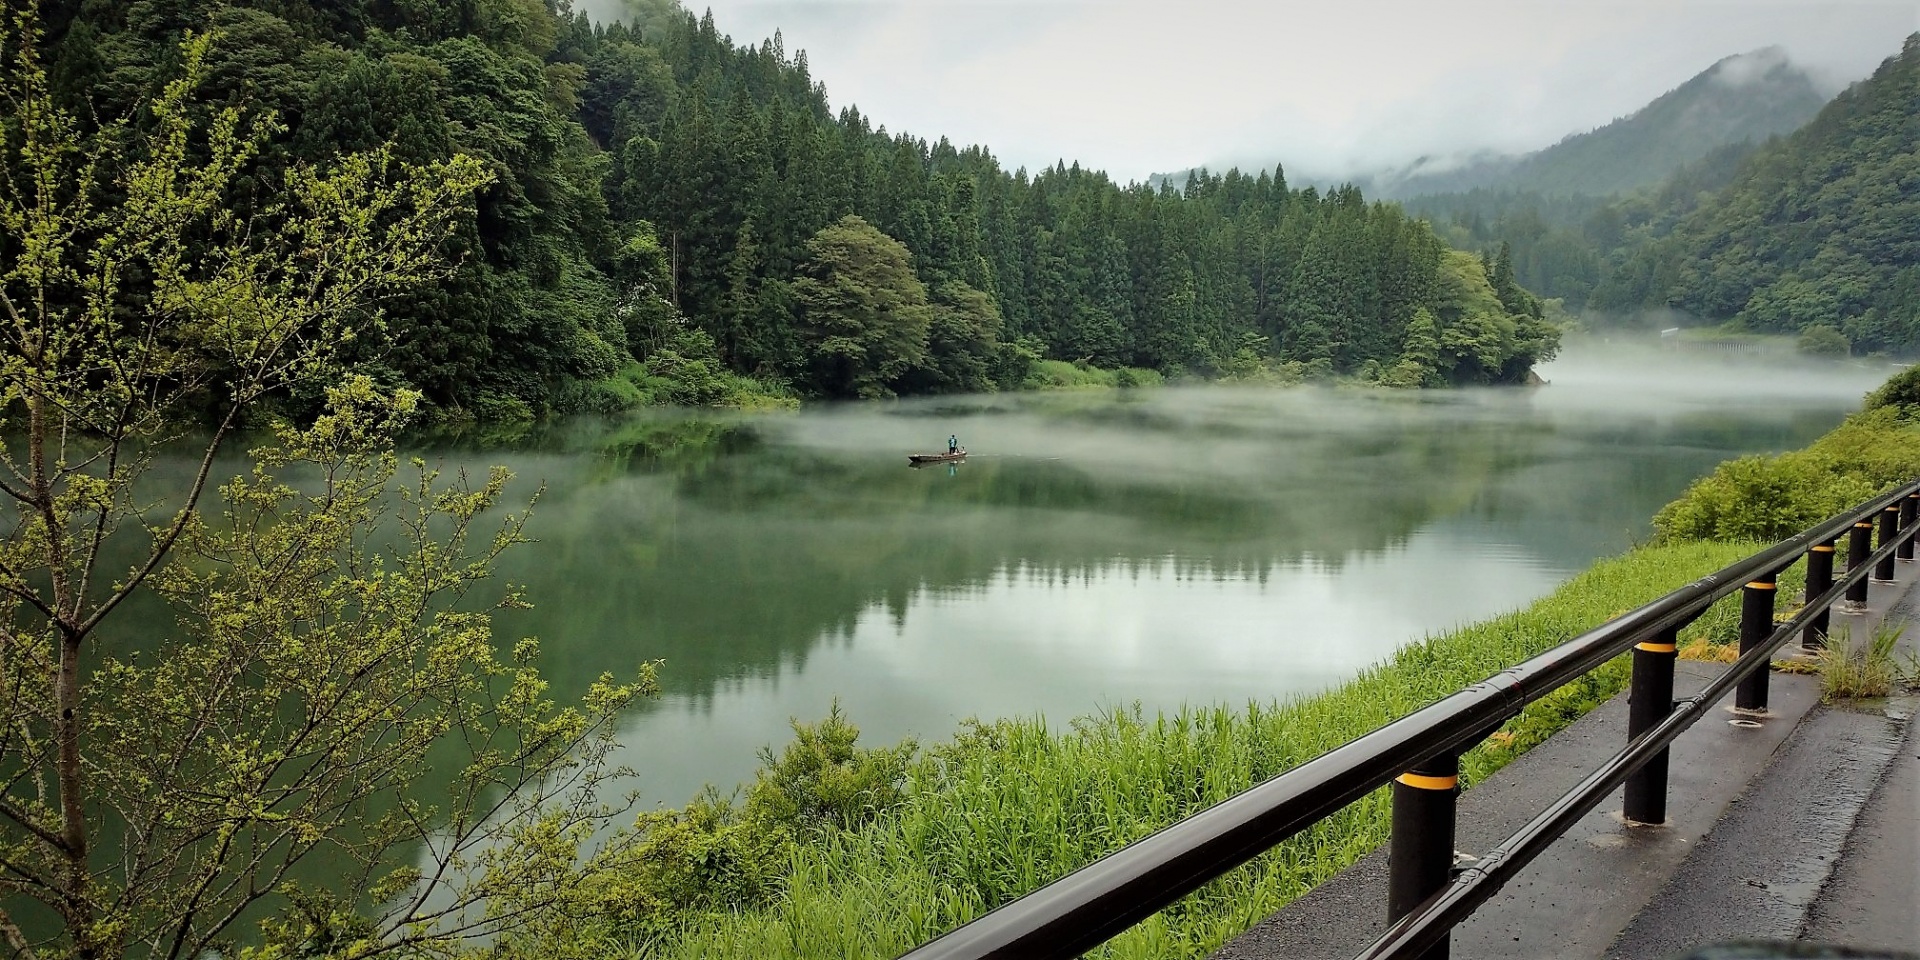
908;449;966;465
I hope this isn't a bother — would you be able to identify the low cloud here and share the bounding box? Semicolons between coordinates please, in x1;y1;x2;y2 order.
617;0;1916;183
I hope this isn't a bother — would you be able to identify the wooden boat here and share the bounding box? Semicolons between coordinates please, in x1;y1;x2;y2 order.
908;449;966;465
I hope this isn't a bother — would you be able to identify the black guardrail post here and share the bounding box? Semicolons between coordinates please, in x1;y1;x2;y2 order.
1735;575;1776;712
1803;541;1835;650
1876;504;1900;582
1902;493;1919;562
1623;625;1679;824
1389;751;1459;960
1845;520;1873;611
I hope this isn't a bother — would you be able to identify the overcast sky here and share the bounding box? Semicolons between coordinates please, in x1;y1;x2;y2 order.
584;0;1919;183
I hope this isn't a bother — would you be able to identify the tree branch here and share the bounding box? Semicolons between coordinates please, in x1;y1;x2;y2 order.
0;902;42;960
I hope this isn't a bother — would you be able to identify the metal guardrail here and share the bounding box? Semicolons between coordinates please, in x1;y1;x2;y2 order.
899;480;1920;960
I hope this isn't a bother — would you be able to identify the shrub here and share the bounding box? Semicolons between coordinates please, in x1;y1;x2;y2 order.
1796;325;1851;357
1654;407;1920;542
470;390;536;423
1864;364;1920;415
553;370;647;414
743;702;919;839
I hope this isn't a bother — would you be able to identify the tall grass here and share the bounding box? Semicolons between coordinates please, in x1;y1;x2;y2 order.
647;541;1757;959
1815;621;1907;699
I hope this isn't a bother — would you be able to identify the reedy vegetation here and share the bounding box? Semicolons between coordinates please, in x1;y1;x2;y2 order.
1812;622;1908;700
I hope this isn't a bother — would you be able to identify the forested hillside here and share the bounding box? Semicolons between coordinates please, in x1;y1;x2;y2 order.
1390;48;1830;310
39;0;1557;414
1407;140;1764;309
1381;48;1825;200
1592;34;1920;353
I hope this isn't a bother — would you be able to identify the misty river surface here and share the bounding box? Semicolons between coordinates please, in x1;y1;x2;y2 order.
403;344;1888;810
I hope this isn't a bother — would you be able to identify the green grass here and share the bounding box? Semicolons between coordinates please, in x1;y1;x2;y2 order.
1815;621;1907;699
635;540;1757;960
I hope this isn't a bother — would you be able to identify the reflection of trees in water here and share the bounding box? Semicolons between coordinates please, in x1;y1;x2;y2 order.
124;396;1851;717
492;414;1541;706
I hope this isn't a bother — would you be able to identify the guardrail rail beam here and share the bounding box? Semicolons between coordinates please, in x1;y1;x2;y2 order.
894;480;1920;960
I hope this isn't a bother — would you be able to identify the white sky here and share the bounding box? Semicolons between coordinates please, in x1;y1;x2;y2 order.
590;0;1920;183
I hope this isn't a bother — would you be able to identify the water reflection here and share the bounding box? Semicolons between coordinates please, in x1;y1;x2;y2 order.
433;343;1891;807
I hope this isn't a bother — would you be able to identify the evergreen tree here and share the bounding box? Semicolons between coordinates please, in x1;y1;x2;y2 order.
791;216;934;398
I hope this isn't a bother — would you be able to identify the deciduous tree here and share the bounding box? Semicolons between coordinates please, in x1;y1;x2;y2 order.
0;18;652;959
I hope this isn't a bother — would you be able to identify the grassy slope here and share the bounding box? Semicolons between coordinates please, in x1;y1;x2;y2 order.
662;541;1758;959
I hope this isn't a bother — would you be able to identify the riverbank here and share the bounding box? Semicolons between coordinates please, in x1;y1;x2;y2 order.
443;343;1553;428
495;369;1920;960
537;541;1751;959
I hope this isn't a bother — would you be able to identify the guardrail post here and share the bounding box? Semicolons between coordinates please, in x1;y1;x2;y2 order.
1844;520;1873;611
1803;540;1835;650
1875;505;1900;582
1901;494;1918;562
1735;575;1776;712
1624;625;1678;824
1390;751;1458;960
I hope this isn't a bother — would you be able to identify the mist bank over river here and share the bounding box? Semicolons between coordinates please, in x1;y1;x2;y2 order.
405;339;1880;807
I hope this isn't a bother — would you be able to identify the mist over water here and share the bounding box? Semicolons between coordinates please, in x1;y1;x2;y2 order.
416;339;1886;808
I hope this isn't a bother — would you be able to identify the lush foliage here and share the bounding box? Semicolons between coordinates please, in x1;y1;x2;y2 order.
1797;325;1851;357
1863;364;1920;414
1630;36;1920;350
1541;35;1920;351
0;22;652;959
1655;399;1920;543
38;0;1556;416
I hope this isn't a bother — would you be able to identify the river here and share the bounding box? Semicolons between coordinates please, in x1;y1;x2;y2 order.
389;343;1890;811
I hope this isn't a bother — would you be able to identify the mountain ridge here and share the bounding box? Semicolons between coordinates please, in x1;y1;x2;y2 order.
1153;47;1831;202
1376;46;1827;198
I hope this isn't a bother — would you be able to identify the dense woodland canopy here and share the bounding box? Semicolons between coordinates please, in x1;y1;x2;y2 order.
1595;34;1920;352
34;0;1556;416
1407;139;1764;311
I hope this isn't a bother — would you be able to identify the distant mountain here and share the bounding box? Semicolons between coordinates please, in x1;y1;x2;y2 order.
1374;47;1828;199
1592;35;1920;353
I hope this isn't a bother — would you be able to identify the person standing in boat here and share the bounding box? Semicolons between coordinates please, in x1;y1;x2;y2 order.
948;434;959;455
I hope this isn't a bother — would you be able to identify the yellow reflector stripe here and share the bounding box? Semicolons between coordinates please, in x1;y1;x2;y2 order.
1746;581;1776;590
1396;772;1458;790
1636;641;1678;653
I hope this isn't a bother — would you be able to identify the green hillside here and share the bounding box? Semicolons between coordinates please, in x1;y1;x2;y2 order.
32;0;1557;419
1595;34;1920;352
1383;48;1826;199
